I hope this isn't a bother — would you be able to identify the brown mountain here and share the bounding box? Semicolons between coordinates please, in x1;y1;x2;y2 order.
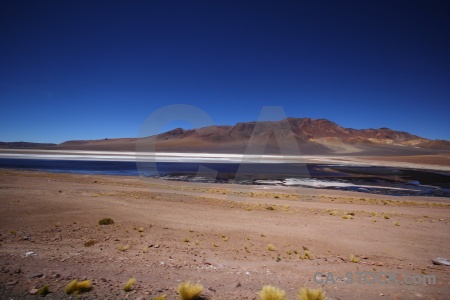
2;118;449;155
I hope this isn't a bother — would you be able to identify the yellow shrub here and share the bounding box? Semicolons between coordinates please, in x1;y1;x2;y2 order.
298;287;325;300
123;277;136;292
177;281;203;300
65;279;92;295
259;285;286;300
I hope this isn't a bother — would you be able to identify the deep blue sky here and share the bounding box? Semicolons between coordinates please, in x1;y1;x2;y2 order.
1;1;449;143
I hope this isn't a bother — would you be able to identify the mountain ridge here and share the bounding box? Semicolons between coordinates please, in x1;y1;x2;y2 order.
1;117;449;155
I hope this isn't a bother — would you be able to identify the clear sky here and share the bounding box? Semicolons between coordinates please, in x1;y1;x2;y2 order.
1;1;449;143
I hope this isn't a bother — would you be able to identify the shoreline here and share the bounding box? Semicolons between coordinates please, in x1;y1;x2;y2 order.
1;149;449;170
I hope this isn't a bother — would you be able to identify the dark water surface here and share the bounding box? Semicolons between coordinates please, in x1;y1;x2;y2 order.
1;158;449;197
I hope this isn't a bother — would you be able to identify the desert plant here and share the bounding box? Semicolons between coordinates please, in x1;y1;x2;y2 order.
123;277;136;292
98;218;114;225
298;287;326;300
393;221;400;226
138;227;144;232
212;242;219;247
259;285;286;300
268;244;276;251
154;295;166;300
350;254;360;263
118;245;130;252
177;281;203;300
84;240;97;247
301;250;313;260
184;237;190;243
37;284;50;296
383;215;390;219
65;279;92;295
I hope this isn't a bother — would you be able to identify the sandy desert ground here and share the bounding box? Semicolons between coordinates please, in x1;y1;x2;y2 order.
0;169;449;299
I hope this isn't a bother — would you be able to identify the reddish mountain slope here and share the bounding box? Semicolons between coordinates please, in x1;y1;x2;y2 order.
1;118;448;155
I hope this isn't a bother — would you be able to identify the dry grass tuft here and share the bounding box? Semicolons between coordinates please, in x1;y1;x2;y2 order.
298;287;326;300
84;240;97;247
123;277;136;292
350;254;360;263
118;245;130;252
259;285;286;300
98;218;114;225
37;284;50;296
177;281;203;300
65;279;92;295
303;250;313;260
268;244;276;251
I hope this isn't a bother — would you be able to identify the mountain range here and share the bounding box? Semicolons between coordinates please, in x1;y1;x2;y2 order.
1;118;449;155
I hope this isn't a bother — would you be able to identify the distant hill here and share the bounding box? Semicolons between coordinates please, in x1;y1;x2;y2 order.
1;118;449;155
0;141;57;149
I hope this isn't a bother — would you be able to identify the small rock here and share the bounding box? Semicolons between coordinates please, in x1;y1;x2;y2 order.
14;268;21;274
154;244;160;248
377;262;384;266
100;278;107;282
29;288;39;295
25;251;36;257
23;235;30;241
29;272;44;278
432;257;450;266
7;279;18;285
135;297;146;300
235;282;241;288
208;287;216;292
